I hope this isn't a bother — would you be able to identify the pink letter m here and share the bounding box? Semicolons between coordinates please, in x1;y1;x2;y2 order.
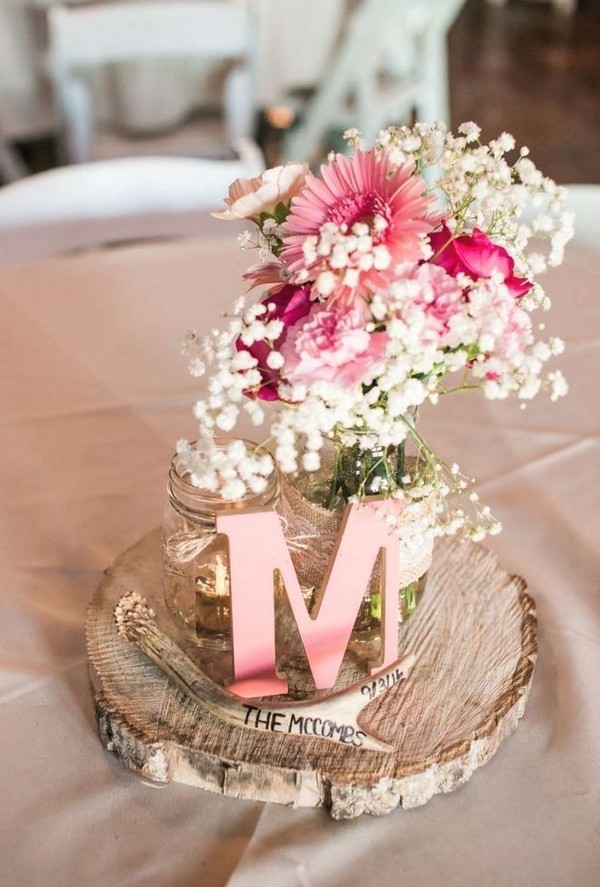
216;501;403;698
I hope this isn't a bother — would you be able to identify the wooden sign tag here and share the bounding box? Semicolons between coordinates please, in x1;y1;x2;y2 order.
115;591;415;753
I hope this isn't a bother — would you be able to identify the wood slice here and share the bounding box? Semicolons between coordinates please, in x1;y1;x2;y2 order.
86;529;537;819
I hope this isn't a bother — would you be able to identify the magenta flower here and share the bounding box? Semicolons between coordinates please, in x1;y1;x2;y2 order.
281;149;435;303
236;284;312;400
428;223;532;298
280;303;388;390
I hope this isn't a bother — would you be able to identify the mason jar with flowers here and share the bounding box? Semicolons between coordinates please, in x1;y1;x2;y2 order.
177;121;571;663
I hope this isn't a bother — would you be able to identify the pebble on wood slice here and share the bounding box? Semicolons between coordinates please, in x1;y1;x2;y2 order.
87;529;537;819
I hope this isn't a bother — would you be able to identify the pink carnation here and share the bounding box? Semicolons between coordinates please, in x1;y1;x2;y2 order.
280;304;388;390
428;223;532;298
213;162;309;221
469;285;533;380
402;264;465;344
236;284;312;400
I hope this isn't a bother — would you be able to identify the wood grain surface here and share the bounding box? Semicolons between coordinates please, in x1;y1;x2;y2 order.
87;529;537;819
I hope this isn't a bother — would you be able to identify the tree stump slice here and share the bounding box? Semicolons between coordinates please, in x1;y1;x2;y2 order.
86;529;537;819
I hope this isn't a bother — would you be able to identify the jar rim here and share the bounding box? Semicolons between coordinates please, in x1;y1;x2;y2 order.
169;437;279;516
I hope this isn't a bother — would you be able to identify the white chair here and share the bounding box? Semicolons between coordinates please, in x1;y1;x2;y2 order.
0;154;256;267
47;0;262;173
253;0;346;105
284;0;466;164
562;185;600;250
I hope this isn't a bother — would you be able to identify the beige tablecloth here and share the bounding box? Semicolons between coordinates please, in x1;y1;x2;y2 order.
1;235;598;886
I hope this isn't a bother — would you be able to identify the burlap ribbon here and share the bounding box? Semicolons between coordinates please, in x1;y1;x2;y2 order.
277;474;434;593
164;471;434;594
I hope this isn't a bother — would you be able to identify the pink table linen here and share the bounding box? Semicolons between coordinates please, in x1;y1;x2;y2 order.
0;234;598;886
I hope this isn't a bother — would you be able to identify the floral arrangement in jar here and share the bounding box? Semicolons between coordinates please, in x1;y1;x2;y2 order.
179;121;571;561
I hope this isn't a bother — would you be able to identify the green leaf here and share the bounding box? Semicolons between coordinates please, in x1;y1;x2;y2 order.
274;202;289;224
370;592;382;620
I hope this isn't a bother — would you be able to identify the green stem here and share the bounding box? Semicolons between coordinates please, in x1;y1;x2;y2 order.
325;445;342;510
438;383;483;395
332;439;407;503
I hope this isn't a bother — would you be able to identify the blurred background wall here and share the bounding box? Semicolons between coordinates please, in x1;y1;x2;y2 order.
450;0;600;183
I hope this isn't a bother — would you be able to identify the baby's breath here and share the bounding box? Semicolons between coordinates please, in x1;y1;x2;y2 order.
182;123;570;541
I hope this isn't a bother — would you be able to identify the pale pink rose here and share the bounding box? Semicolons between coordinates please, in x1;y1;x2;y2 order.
213;162;309;220
280;304;388;390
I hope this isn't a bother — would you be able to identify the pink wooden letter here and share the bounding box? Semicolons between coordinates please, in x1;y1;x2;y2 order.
216;501;402;698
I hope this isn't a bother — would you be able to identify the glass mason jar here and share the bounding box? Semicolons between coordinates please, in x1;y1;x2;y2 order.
290;436;429;648
162;440;280;650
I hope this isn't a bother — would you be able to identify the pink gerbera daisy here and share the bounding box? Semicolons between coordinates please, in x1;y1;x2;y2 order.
281;149;435;305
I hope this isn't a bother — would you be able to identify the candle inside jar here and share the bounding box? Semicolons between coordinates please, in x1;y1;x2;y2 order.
195;554;231;636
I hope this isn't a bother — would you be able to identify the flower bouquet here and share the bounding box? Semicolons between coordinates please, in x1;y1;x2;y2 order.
176;121;571;638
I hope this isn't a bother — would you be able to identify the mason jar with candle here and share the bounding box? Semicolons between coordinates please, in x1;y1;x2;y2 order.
162;440;280;649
